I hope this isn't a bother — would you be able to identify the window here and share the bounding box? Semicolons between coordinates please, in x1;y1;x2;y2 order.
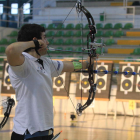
23;3;30;14
0;4;3;14
11;3;18;14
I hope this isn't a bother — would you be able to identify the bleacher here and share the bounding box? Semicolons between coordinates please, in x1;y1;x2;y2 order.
0;0;140;71
0;22;139;63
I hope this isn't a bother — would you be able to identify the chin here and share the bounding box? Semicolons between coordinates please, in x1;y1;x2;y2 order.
40;51;47;56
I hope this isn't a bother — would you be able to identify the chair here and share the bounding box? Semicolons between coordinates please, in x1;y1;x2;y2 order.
47;24;56;29
105;39;115;45
64;47;73;54
65;23;74;29
0;38;8;45
96;47;105;54
0;58;4;62
56;23;65;29
46;31;55;37
9;38;17;44
63;39;74;45
40;24;46;28
55;47;63;54
75;23;83;30
74;31;82;37
84;31;89;37
95;31;103;37
55;31;64;37
8;30;18;37
114;23;123;29
124;57;133;62
114;31;124;37
131;48;140;55
0;47;6;53
64;31;74;37
0;66;3;71
96;38;102;43
47;39;54;45
103;31;113;37
123;23;133;29
53;39;64;45
75;47;82;53
103;23;113;29
73;39;83;45
84;24;89;29
96;23;103;29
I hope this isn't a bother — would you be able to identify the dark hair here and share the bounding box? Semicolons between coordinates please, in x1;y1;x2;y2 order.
17;24;45;52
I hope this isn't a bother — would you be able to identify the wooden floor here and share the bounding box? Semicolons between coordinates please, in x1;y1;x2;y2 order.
0;113;140;140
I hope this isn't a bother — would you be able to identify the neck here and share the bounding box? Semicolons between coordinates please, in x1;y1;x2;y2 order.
28;50;40;59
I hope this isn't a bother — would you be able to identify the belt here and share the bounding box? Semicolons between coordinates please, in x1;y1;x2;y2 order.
24;129;53;139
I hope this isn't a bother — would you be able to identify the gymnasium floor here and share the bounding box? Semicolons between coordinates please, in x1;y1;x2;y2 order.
0;113;140;140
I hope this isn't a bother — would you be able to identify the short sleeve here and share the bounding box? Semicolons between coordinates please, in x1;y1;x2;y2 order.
9;57;30;78
41;57;63;77
50;60;63;77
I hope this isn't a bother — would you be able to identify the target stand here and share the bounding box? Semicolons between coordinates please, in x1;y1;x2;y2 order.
53;72;71;114
76;61;113;117
1;60;15;96
115;62;140;119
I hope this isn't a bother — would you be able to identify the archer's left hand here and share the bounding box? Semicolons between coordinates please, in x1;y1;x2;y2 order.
86;54;99;65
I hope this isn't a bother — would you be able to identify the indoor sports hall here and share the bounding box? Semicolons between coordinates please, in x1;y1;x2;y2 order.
0;0;140;140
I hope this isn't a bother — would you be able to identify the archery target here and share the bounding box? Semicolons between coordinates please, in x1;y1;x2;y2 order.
79;72;90;93
53;72;65;91
97;66;106;77
3;62;12;90
95;64;108;93
120;65;134;94
123;67;133;78
96;78;105;89
136;66;140;92
122;79;132;90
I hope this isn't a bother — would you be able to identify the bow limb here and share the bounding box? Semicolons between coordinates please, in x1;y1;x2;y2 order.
0;97;15;129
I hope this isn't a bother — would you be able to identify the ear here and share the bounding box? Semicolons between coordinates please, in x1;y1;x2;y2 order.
33;37;37;40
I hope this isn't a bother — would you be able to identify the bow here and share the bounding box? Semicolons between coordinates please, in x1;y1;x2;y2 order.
0;97;15;129
75;0;105;116
47;0;105;116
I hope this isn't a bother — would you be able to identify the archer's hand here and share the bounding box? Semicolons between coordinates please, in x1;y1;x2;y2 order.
37;39;48;51
86;54;99;65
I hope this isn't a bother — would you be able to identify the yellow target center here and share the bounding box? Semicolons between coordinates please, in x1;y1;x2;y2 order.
8;79;10;82
125;83;129;87
99;82;102;85
84;81;87;85
57;80;61;84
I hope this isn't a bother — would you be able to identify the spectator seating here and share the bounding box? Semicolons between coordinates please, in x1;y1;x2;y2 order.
8;30;18;37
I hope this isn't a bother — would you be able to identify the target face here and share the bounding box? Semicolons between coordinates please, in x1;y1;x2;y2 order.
122;79;132;90
123;67;133;78
54;77;63;87
97;78;105;89
97;66;106;76
6;65;9;73
5;76;11;85
81;78;89;88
